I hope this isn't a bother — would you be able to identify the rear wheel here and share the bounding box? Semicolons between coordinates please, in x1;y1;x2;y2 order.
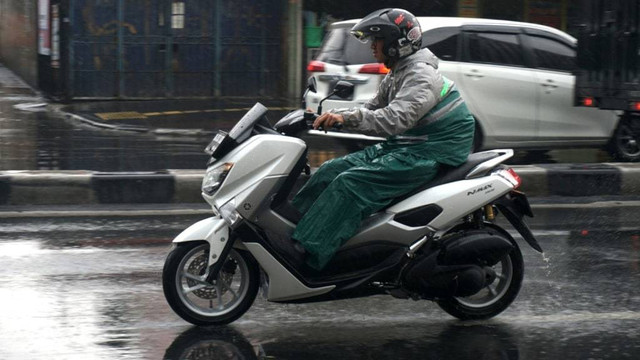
162;242;260;326
437;237;524;320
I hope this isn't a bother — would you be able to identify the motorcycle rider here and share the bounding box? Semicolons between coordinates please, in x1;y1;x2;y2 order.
289;8;476;270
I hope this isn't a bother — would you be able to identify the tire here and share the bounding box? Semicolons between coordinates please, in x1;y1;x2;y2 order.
609;116;640;162
436;235;524;320
162;242;260;326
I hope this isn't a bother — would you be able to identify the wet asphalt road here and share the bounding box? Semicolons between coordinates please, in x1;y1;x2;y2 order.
0;205;639;360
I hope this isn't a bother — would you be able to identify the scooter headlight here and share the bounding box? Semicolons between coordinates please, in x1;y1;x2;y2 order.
202;162;233;195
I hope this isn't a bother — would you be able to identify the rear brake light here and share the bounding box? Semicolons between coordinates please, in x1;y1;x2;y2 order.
359;63;390;74
498;168;521;189
582;97;595;107
632;101;640;111
307;60;325;72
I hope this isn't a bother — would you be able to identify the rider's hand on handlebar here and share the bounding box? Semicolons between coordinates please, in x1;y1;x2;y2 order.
313;113;344;132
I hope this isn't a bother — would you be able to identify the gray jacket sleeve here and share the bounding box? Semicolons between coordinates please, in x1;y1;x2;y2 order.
333;62;444;137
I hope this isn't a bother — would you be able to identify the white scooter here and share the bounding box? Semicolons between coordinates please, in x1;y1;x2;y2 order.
162;82;542;326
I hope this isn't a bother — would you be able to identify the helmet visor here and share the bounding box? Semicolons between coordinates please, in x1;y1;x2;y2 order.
351;30;374;44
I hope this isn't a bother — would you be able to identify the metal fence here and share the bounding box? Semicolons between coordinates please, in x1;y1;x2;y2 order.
56;0;285;99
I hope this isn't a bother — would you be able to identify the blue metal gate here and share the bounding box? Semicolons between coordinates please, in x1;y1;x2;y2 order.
67;0;284;99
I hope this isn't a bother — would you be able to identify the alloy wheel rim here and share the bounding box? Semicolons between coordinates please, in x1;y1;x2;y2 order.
175;245;250;317
455;256;513;308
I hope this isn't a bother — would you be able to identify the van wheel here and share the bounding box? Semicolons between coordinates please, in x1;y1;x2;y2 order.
609;116;640;162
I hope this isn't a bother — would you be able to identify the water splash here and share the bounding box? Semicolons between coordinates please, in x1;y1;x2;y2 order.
541;252;552;277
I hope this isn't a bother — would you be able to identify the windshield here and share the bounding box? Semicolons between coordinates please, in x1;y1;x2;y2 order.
228;103;269;143
316;27;376;65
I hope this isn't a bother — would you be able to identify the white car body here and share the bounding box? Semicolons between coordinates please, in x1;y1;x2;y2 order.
305;17;619;151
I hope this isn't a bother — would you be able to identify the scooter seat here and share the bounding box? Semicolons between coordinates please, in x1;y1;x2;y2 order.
386;151;500;207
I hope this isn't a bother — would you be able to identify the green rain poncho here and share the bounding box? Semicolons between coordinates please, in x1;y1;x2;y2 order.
292;48;475;270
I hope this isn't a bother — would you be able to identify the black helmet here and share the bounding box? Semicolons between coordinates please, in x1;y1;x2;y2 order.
351;8;422;62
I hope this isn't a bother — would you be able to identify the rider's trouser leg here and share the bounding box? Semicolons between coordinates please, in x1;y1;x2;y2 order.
292;149;371;214
292;149;439;270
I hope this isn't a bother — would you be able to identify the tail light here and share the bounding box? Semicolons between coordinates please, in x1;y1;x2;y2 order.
307;60;325;72
582;97;595;107
498;168;521;189
359;63;390;74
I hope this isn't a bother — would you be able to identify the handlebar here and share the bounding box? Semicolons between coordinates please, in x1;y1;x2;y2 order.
304;111;343;131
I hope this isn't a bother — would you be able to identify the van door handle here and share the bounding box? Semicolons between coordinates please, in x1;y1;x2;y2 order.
541;80;558;93
465;69;484;79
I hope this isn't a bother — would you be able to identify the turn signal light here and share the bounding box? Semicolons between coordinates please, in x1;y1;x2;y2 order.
359;63;390;74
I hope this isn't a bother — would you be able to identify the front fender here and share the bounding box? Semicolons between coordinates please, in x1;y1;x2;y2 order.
173;216;230;265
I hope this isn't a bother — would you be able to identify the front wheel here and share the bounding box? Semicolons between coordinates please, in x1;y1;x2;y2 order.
162;241;260;326
437;238;524;320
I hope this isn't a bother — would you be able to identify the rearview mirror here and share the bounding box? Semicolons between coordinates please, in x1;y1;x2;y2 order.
333;81;354;99
317;81;355;115
307;77;317;93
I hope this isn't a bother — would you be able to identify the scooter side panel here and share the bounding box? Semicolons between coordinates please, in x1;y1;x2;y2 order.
243;243;335;301
173;216;230;265
343;213;430;247
387;175;513;230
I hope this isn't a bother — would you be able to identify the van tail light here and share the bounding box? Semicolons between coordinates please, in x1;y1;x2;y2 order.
359;63;390;74
307;61;326;72
582;97;595;107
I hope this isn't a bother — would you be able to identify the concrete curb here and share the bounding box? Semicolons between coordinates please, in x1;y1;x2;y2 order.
1;163;640;206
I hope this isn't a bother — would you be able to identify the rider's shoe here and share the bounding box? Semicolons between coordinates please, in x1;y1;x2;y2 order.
269;234;307;268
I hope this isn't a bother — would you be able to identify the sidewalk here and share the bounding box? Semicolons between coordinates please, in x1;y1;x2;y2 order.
0;64;37;96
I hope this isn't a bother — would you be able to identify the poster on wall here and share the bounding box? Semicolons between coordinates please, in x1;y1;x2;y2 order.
529;0;563;29
458;0;478;18
38;0;51;55
52;4;60;68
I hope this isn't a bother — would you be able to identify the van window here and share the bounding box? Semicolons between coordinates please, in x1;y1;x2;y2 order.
466;32;525;67
316;27;376;65
526;35;575;72
422;27;459;60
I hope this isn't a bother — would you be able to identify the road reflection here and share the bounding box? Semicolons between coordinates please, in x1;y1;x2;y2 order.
164;326;261;360
163;323;519;360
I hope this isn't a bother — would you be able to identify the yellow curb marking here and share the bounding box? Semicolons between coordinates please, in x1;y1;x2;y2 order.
95;111;147;120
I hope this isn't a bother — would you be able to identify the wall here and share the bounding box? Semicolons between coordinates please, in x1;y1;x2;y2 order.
0;0;38;87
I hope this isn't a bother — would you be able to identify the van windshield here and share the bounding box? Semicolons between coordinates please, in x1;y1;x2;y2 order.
316;27;376;65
